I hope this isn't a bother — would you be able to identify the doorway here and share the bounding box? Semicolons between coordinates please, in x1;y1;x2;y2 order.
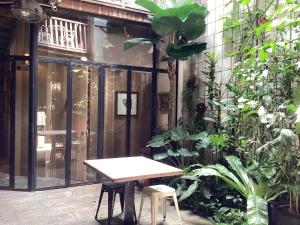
0;60;11;188
35;58;156;190
0;59;29;190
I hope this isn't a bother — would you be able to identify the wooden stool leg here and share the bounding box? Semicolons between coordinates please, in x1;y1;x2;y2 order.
161;197;167;220
138;193;145;222
151;195;159;225
172;193;182;225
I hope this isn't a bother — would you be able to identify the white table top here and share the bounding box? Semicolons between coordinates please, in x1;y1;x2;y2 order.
84;156;183;183
37;130;76;136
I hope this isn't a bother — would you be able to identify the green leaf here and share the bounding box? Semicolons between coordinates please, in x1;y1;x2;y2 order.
296;123;300;135
178;180;198;201
178;11;207;39
286;104;296;112
166;42;207;60
246;194;269;225
186;131;208;141
123;38;154;50
153;152;169;160
177;148;199;157
203;117;216;123
240;0;251;5
222;115;233;123
196;136;211;149
167;149;180;157
259;49;267;62
151;4;208;39
170;127;189;141
225;156;255;193
146;134;170;147
193;165;247;197
135;0;162;13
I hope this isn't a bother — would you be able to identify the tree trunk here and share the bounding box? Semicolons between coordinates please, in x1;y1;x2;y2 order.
167;59;175;130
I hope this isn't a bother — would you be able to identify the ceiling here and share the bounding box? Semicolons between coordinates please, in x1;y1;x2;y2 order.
0;4;16;54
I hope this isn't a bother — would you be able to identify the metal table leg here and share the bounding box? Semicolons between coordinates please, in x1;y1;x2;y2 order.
124;181;136;225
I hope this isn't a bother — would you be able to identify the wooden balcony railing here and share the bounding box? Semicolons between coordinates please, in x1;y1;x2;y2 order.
82;0;148;11
38;17;87;53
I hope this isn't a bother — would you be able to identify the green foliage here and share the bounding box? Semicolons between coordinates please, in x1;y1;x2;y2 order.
213;207;247;225
123;38;155;50
184;156;285;225
147;126;206;169
215;0;300;217
124;0;208;60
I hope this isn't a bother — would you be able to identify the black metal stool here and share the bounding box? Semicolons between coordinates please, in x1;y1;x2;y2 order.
95;182;137;224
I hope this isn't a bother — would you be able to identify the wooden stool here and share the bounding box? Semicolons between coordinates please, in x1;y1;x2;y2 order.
138;185;182;225
95;182;125;225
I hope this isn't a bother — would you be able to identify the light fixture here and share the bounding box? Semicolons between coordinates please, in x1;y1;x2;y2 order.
10;0;61;23
11;0;46;23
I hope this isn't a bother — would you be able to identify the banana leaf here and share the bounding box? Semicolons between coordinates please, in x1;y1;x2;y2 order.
166;42;207;60
123;38;154;50
246;194;269;225
136;0;208;40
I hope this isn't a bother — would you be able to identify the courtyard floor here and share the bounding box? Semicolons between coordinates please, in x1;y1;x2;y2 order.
0;184;212;225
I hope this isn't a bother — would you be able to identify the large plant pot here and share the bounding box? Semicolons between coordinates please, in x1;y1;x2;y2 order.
269;203;300;225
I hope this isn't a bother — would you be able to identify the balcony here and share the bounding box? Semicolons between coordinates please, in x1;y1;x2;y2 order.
38;17;87;53
81;0;148;11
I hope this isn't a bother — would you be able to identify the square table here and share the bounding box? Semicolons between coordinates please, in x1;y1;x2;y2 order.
84;156;183;225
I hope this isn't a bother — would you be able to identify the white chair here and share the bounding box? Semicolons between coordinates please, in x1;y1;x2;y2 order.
138;185;182;225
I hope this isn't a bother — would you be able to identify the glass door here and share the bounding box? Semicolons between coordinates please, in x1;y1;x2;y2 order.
36;62;68;189
0;59;29;190
0;60;11;188
130;71;152;156
71;64;98;184
103;68;128;158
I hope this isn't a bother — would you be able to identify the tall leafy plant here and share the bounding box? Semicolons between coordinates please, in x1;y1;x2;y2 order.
184;156;285;225
218;0;300;217
124;0;208;129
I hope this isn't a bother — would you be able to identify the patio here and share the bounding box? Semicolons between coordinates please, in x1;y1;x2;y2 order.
0;0;300;225
0;184;212;225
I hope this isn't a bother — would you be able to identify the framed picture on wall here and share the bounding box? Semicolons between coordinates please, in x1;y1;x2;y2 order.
158;93;169;112
115;91;138;116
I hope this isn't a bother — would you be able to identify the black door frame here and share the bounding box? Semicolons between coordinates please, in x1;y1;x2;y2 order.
0;57;30;191
34;56;168;191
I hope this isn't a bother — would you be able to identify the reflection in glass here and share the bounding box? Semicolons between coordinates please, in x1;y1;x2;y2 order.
157;73;170;129
104;69;127;158
130;72;152;156
36;62;67;188
15;61;29;189
71;65;98;183
0;61;11;187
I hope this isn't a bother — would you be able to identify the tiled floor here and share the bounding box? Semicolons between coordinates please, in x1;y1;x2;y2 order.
0;184;212;225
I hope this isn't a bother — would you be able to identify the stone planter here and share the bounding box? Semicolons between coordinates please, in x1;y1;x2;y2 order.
269;202;300;225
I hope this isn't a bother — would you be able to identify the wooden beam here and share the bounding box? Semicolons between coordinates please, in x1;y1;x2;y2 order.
58;0;150;24
0;20;14;28
0;29;12;37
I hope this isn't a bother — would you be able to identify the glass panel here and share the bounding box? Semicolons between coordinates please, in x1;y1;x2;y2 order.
130;71;152;156
36;62;67;188
8;20;30;55
37;15;153;68
92;19;152;67
157;73;170;130
14;61;29;189
71;64;98;184
0;61;11;187
104;68;127;158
